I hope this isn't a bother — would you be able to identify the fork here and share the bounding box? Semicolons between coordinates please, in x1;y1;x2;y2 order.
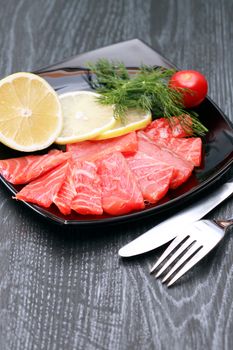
150;218;233;287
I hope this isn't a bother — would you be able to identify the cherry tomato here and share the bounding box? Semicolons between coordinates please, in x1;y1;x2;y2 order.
169;70;208;108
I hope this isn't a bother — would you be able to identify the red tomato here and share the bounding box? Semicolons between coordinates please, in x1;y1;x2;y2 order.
169;70;208;108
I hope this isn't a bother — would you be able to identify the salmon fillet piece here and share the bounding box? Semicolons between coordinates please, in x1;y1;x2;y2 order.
126;151;174;203
153;137;202;167
53;159;77;215
137;132;194;189
97;152;144;215
71;161;103;215
144;117;192;139
15;161;69;208
66;132;138;161
0;149;70;184
144;117;202;166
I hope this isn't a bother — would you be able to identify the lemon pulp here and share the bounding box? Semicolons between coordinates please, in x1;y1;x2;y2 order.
56;91;116;144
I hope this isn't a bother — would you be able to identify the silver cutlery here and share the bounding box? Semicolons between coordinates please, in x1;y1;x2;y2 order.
150;217;233;286
119;181;233;257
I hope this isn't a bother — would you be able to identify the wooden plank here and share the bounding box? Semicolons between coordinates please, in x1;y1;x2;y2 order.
0;0;232;349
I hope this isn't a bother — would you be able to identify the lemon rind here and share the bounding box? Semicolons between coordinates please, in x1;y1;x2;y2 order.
95;112;152;140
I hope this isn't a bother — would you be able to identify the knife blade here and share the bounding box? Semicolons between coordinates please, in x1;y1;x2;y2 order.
119;181;233;257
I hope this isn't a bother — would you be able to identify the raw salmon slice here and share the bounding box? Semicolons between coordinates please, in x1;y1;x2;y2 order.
144;117;192;139
161;137;202;166
71;161;103;215
0;149;70;184
15;161;69;208
137;132;194;189
126;151;174;203
66;132;137;161
97;152;144;215
144;119;202;166
53;160;77;215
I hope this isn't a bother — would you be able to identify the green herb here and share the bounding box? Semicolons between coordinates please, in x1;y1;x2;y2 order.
87;59;208;136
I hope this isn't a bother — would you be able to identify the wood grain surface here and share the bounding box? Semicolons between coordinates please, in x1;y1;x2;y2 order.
0;0;233;349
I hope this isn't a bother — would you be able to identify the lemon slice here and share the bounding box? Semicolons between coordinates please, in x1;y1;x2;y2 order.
95;108;152;140
0;72;62;152
55;91;116;144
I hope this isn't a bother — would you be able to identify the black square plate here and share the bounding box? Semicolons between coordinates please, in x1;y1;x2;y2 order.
1;39;233;226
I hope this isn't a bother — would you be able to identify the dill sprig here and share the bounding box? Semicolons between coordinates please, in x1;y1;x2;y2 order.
87;59;208;136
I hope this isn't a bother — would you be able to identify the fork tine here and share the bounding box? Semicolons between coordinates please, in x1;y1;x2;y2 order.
162;243;203;286
155;237;196;278
150;233;188;274
166;248;209;286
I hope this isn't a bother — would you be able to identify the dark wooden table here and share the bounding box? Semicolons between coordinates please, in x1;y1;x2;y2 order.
0;0;233;349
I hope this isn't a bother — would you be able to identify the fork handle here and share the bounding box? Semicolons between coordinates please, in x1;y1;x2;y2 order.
214;219;233;229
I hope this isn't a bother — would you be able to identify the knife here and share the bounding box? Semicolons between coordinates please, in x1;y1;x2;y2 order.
119;181;233;257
